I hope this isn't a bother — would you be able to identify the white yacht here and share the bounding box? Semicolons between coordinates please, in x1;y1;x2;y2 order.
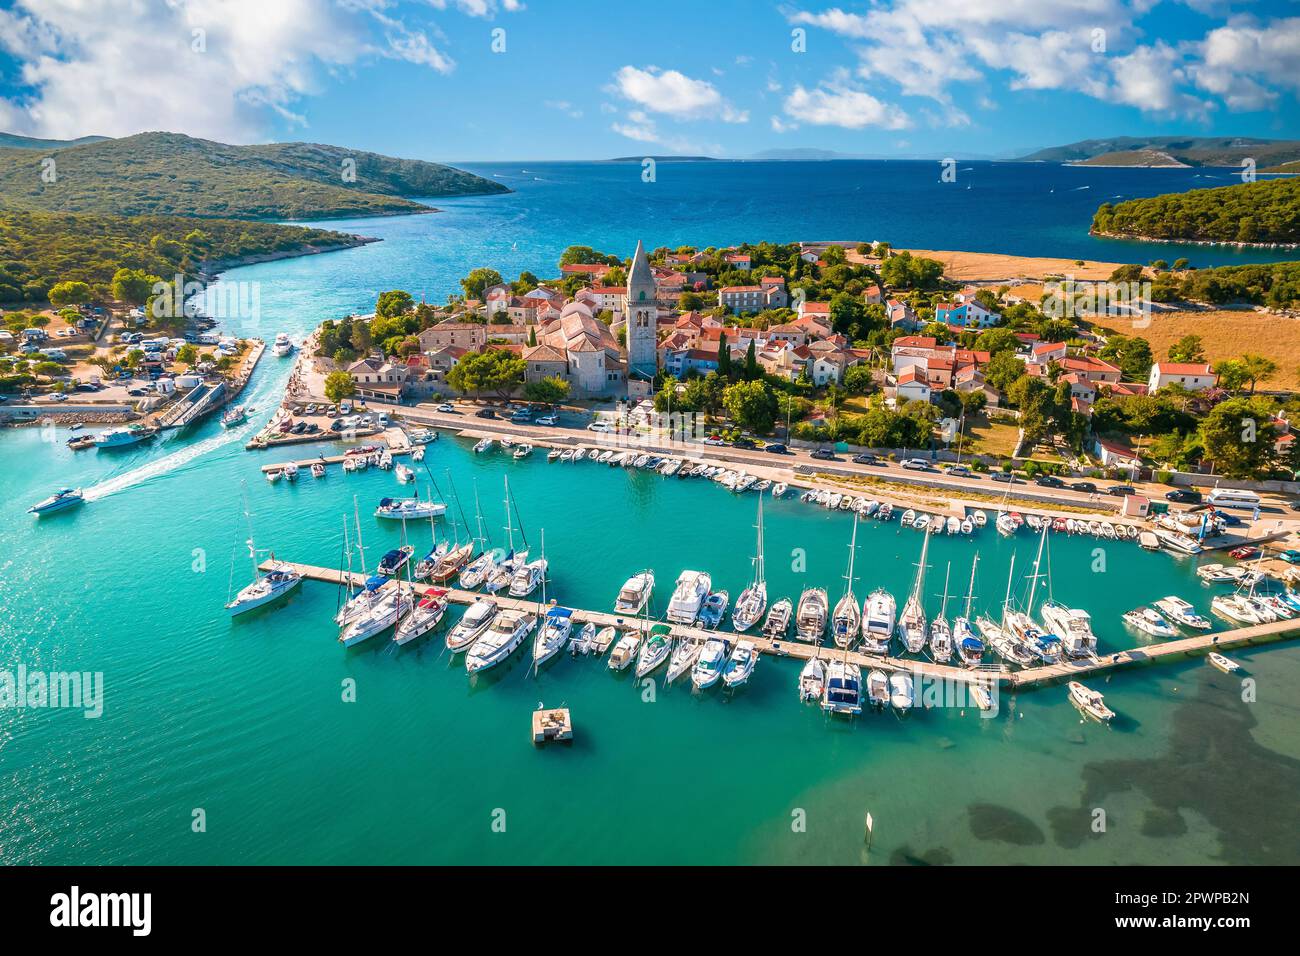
691;638;729;690
1154;527;1202;555
1154;596;1212;630
889;671;915;712
1211;594;1264;625
897;531;930;654
532;607;573;668
446;598;498;651
634;624;673;678
224;485;302;616
1208;652;1241;674
821;659;862;716
866;669;890;708
614;571;655;614
731;499;768;632
508;557;547;597
271;332;293;357
394;588;449;646
796;588;828;642
28;487;84;516
1040;600;1097;658
666;570;712;625
762;598;793;639
466;610;535;673
831;517;861;649
608;630;641;672
1068;681;1115;722
375;496;446;521
1122;606;1178;638
722;641;758;688
93;424;156;448
861;589;895;655
339;585;404;647
665;635;706;683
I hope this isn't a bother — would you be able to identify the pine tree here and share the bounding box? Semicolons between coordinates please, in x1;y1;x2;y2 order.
744;339;759;380
717;330;731;378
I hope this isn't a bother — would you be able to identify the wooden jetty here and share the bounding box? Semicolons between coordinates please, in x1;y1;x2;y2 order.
263;560;1300;691
256;427;415;472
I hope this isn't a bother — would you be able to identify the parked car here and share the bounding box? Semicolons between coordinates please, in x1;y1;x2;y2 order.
1229;546;1258;560
901;458;931;471
764;443;790;455
1034;475;1065;488
810;447;837;461
853;453;882;465
535;413;557;426
1278;549;1300;565
1165;489;1203;504
702;434;725;446
436;403;455;413
510;410;531;423
586;420;613;433
475;408;498;419
944;465;973;477
1070;481;1098;494
732;437;756;449
991;472;1020;484
1108;485;1138;497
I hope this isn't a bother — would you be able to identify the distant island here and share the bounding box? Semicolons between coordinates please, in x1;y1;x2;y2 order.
0;132;109;150
0;131;509;221
1091;177;1300;246
606;155;718;162
1020;136;1300;169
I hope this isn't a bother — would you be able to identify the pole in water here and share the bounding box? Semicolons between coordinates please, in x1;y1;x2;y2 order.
864;811;874;848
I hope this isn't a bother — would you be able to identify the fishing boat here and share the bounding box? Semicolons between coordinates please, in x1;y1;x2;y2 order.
28;487;84;516
93;424;156;448
532;607;573;668
831;517;861;649
466;610;536;674
395;464;415;483
473;438;494;454
889;671;914;712
897;532;930;654
446;598;498;651
953;555;984;667
798;657;826;702
697;590;729;629
666;635;706;682
339;584;404;647
929;562;954;663
613;571;654;614
666;570;711;625
375;496;446;521
221;404;247;428
394;588;449;646
722;641;758;687
66;434;95;450
795;587;828;642
1154;596;1212;630
821;659;862;716
691;638;729;690
732;499;769;631
1068;681;1115;722
634;623;673;678
1208;652;1241;674
762;598;793;639
311;462;327;479
866;669;890;709
861;588;895;655
225;483;302;615
1122;606;1178;638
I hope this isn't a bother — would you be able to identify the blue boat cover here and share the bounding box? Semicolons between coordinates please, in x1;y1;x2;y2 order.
365;574;386;591
546;607;573;619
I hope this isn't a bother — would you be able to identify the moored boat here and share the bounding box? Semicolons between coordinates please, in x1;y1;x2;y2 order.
466;610;536;674
795;587;828;642
1068;681;1115;722
394;588;449;645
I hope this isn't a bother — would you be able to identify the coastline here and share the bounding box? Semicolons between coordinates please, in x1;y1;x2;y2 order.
196;235;381;281
1090;230;1300;251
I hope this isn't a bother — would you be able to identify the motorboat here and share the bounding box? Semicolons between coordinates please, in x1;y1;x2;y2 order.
889;671;914;712
697;590;729;629
473;438;494;454
1208;652;1241;674
28;487;84;516
466;610;536;673
722;641;758;687
762;598;793;639
282;462;299;483
972;510;987;528
394;588;448;645
691;638;729;689
1154;528;1202;555
821;659;862;716
861;588;895;654
1196;563;1235;582
877;502;893;521
831;517;861;649
634;624;673;678
375;496;446;520
900;509;916;527
221;404;247;427
798;657;826;702
1210;594;1263;625
969;682;995;712
569;622;598;656
395;464;415;483
446;599;498;651
995;512;1018;537
271;332;293;357
1154;596;1212;630
772;482;788;498
666;570;712;625
1040;600;1097;658
614;571;655;614
795;588;828;642
607;630;641;672
513;443;532;460
866;669;890;708
377;546;414;577
311;462;327;479
93;424;156;448
732;498;769;632
508;557;547;597
532;607;573;668
1122;607;1178;638
1068;681;1115;722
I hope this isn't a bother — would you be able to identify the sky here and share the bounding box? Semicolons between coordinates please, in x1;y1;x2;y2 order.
0;0;1298;162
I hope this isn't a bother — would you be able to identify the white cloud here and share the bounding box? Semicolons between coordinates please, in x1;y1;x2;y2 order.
544;99;583;119
611;65;747;123
0;0;479;141
783;74;911;130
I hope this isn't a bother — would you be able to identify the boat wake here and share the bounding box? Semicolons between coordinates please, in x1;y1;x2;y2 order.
84;422;256;501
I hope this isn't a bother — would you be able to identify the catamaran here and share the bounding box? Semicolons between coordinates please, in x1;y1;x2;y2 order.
929;562;954;663
394;588;448;646
861;588;895;655
446;598;498;651
953;555;984;667
832;516;861;649
532;606;574;668
614;571;655;614
466;610;536;674
796;588;828;642
722;640;758;687
666;570;711;625
898;531;930;654
731;498;768;631
762;598;793;639
224;483;302;616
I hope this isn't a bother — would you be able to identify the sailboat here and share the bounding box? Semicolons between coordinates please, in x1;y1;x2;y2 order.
458;482;496;590
532;606;574;668
953;554;984;667
485;476;529;594
394;588;449;645
635;623;674;678
897;531;930;654
831;516;861;649
929;562;954;663
731;498;768;631
1004;522;1062;663
1039;530;1096;657
413;489;449;582
798;654;826;702
509;527;547;598
978;555;1037;667
224;482;301;616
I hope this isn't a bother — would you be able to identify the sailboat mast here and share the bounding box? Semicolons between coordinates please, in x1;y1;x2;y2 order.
472;481;489;550
1001;553;1016;627
241;482;258;582
964;553;979;618
353;495;368;577
843;514;858;598
754;497;765;587
940;562;951;618
1027;523;1047;615
502;476;515;554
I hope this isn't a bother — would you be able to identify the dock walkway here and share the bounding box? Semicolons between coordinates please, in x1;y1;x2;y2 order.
263;560;1300;690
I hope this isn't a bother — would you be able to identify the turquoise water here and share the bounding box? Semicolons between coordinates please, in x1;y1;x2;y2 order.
1;161;1298;864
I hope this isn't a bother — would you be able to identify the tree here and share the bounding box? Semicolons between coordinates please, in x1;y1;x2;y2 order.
743;340;759;381
176;343;198;366
975;327;1020;355
723;380;778;433
842;364;874;394
717;330;732;378
48;280;93;307
984;351;1025;394
375;290;414;319
460;268;504;301
524;376;570;406
110;268;159;304
1199;397;1276;479
829;291;868;340
324;371;356;403
445;349;525;398
1168;335;1205;363
1213;359;1249;393
1238;354;1277;394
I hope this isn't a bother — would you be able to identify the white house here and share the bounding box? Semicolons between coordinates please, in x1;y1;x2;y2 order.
1147;362;1217;393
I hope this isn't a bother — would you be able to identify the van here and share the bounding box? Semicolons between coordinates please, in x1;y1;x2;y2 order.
1207;488;1261;510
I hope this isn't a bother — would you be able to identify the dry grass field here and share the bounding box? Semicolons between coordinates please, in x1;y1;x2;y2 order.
847;248;1130;283
1094;309;1300;387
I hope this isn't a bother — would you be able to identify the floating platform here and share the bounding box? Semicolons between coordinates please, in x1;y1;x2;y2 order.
532;707;572;744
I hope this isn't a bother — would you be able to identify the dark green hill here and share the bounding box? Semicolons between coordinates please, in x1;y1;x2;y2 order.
1020;137;1300;168
0;131;508;220
0;132;109;150
1091;177;1300;244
